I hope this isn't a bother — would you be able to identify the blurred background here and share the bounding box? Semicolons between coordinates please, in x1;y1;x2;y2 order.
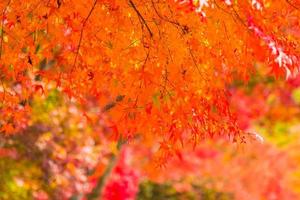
1;63;300;200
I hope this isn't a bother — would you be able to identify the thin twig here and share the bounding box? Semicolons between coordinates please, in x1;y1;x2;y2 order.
213;0;248;29
213;0;231;15
0;0;11;60
129;0;153;37
151;0;183;28
231;7;247;28
72;0;98;71
187;46;208;81
285;0;300;10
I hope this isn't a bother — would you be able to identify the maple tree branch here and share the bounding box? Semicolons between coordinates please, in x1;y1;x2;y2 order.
72;0;97;70
101;95;125;112
142;48;150;70
129;0;153;38
187;46;208;81
213;0;247;28
56;0;62;8
151;0;189;34
151;0;180;27
231;7;247;28
213;0;231;15
285;0;300;10
0;0;11;60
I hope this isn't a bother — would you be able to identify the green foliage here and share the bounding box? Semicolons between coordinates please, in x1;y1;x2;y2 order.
137;181;195;200
32;89;61;123
0;158;43;200
255;121;298;148
292;88;300;104
194;185;234;200
137;181;234;200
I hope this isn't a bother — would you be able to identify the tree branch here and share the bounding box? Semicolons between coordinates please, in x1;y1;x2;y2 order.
285;0;300;10
72;0;98;71
129;0;153;38
0;0;11;60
